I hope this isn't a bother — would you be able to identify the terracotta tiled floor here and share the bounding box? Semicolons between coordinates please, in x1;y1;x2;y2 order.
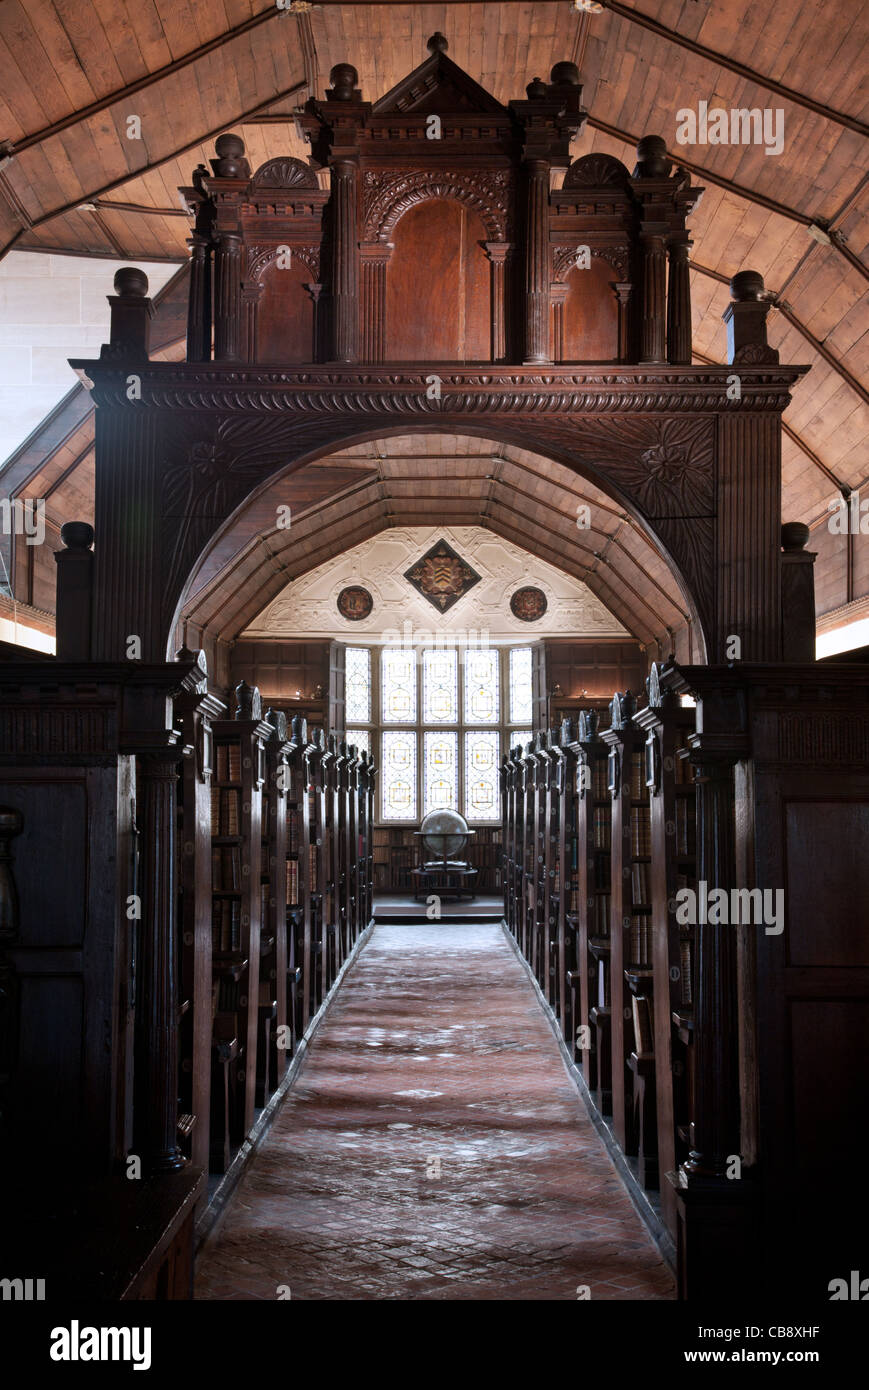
195;924;676;1300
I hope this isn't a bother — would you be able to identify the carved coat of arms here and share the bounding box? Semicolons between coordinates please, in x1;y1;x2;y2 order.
404;539;482;613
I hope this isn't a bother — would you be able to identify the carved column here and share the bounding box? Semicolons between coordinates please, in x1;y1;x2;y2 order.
550;282;567;362
134;752;185;1172
484;242;511;362
613;282;632;362
186;232;212;362
359;243;392;362
306;283;323;361
639;231;667;364
331;160;359;363
666;236;692;365
523;159;551;365
241;281;263;364
214;232;243;362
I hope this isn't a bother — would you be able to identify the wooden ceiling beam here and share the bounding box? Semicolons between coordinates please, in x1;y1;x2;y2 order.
599;0;868;138
587;116;867;281
0;81;308;261
6;4;293;157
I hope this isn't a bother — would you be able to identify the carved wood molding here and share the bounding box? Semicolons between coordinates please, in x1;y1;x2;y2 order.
158;408;717;648
361;168;511;241
552;244;631;283
246;243;321;281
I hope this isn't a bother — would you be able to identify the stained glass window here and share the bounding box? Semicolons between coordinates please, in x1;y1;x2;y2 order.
465;730;500;821
381;648;417;723
463;647;499;724
422;648;458;723
509;646;533;724
423;731;458;815
347;729;370;757
381;730;417;820
510;729;533;753
345;647;371;723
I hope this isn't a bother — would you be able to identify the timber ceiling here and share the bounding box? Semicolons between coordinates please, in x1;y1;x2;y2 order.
1;1;866;638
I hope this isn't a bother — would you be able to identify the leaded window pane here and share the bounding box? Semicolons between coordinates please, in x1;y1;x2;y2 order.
509;647;533;724
463;647;499;724
423;731;458;815
345;647;371;723
465;730;500;821
381;730;417;820
422;648;458;723
381;648;417;723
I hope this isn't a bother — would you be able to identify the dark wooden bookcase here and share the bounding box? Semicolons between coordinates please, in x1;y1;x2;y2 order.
572;709;612;1108
285;715;309;1048
209;684;271;1168
175;669;225;1200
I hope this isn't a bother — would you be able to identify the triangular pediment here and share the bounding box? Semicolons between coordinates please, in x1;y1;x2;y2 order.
373;49;508;118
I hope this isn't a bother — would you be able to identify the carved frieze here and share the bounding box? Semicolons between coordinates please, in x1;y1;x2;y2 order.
361;168;512;241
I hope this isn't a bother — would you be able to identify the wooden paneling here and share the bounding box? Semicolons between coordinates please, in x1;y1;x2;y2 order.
560;259;620;363
256;261;316;364
385;201;490;361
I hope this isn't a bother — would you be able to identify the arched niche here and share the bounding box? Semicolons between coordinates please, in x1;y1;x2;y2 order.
254;259;316;364
385;200;491;361
557;258;621;363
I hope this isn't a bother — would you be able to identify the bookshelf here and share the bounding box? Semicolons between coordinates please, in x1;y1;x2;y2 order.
574;709;612;1108
635;669;697;1227
557;720;579;1042
305;728;327;1019
285;715;309;1048
175;662;225;1199
542;732;562;1014
602;691;651;1153
259;710;290;1104
209;682;271;1166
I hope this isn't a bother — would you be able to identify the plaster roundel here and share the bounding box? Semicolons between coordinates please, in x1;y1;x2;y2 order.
510;586;548;622
336;586;374;621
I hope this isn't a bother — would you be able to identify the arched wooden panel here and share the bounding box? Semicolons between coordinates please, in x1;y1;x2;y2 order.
255;261;315;364
560;259;619;363
385;200;490;361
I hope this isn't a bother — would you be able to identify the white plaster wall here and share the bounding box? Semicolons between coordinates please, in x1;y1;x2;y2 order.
244;526;627;641
0;251;177;468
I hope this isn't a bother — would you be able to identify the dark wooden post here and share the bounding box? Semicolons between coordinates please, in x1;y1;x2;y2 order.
0;806;23;1147
722;270;779;365
54;521;94;661
781;522;817;662
632;137;670;365
360;244;392;362
103;267;153;360
331;155;360;363
666;235;692;365
523;158;551;365
135;749;185;1172
186;231;212;362
214;232;243;362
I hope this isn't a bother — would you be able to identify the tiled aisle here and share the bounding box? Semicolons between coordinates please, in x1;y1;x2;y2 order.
195;924;675;1301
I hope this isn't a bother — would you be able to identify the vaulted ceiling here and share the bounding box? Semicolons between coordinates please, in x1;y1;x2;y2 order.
1;1;866;644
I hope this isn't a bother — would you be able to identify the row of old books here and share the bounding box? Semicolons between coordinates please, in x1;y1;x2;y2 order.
593;808;611;849
631;859;651;908
213;845;241;891
287;806;302;855
630;753;645;801
286;858;299;906
591;760;608;801
212;897;241;953
629;915;653;966
211;786;240;836
215;742;242;783
590;892;611;937
631;806;651;857
675;797;696;857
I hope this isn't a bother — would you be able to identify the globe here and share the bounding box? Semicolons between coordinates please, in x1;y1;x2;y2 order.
420;808;470;860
